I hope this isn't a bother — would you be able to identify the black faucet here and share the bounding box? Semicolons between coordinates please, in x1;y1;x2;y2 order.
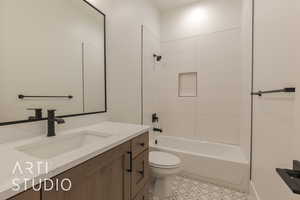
47;110;65;137
27;108;43;120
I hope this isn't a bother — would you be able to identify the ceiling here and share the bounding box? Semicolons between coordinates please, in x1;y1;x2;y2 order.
152;0;201;11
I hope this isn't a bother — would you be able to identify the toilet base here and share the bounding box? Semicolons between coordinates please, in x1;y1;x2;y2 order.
149;151;182;199
153;176;175;199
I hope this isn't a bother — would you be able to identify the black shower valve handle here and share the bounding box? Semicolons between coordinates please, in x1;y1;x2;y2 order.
152;113;159;123
153;128;163;133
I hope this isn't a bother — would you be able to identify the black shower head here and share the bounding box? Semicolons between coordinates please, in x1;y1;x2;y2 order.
153;54;162;62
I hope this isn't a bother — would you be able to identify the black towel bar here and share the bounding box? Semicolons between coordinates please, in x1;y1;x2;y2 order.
18;95;73;99
251;87;296;96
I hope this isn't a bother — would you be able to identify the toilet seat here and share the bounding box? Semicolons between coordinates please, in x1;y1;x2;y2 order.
149;151;181;169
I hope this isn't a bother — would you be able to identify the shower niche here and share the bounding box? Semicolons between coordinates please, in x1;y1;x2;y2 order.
178;72;197;97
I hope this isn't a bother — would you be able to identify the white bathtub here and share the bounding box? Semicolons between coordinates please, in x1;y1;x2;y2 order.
150;136;250;192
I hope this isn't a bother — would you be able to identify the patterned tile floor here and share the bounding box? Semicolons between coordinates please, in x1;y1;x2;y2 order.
150;176;248;200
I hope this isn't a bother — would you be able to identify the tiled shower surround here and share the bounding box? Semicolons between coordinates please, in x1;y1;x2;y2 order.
151;176;248;200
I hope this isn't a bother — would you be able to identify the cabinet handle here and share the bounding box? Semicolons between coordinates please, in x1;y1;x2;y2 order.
139;142;145;147
136;161;146;184
126;151;132;172
138;161;145;176
138;169;144;176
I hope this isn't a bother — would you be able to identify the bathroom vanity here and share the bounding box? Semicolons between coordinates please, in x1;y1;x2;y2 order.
39;132;148;200
0;122;150;200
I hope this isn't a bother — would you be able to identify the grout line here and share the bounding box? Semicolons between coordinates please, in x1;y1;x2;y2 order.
81;42;85;113
250;0;255;181
141;25;144;125
104;14;108;112
143;25;160;41
161;26;241;43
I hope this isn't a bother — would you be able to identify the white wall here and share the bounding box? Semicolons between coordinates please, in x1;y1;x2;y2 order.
239;0;253;161
142;26;161;128
294;46;300;200
0;0;160;143
251;0;300;199
157;0;244;145
103;0;160;124
161;0;241;42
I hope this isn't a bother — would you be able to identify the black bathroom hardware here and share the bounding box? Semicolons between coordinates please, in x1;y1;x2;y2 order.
47;110;65;137
126;151;133;172
27;108;42;120
139;142;146;147
152;113;162;132
138;162;145;177
138;169;145;176
251;87;296;96
276;160;300;195
153;128;163;133
152;113;159;123
153;54;162;62
18;95;73;99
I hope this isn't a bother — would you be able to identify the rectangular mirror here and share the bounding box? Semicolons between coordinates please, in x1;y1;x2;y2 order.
0;0;107;125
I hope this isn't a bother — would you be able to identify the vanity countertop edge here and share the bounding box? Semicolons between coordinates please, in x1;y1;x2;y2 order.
0;121;150;200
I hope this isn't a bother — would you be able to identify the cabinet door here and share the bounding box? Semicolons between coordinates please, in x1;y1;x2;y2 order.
8;189;40;200
42;142;131;200
132;150;149;198
133;184;149;200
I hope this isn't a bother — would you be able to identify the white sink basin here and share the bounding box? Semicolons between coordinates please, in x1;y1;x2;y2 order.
16;130;112;159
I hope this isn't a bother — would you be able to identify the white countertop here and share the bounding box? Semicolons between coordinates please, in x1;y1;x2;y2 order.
0;121;150;200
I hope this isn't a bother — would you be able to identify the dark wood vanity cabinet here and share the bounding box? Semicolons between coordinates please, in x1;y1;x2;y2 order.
131;132;150;200
8;189;40;200
42;140;132;200
8;132;149;200
133;184;149;200
132;151;149;196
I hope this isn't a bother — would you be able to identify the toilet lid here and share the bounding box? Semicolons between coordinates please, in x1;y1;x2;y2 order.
149;151;181;168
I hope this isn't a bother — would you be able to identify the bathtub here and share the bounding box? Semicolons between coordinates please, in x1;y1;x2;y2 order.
150;136;250;192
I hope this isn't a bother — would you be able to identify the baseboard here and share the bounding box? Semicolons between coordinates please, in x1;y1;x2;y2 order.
249;181;261;200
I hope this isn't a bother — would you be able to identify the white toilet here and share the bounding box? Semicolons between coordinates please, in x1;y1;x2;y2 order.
149;151;181;198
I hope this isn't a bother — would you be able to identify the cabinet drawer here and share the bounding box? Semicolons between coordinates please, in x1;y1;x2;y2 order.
132;150;149;198
132;132;149;158
133;184;149;200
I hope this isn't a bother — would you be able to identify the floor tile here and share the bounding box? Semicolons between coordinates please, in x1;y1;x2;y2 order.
150;176;248;200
